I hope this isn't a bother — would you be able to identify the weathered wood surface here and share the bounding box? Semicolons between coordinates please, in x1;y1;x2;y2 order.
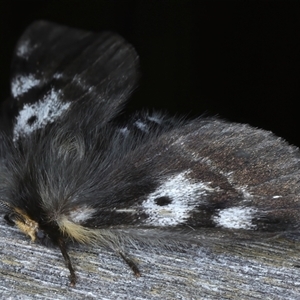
0;218;299;299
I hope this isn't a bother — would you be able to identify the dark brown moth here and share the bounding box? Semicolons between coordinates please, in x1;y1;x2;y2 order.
0;21;299;285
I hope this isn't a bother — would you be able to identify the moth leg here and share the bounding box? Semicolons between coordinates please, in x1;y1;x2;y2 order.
57;239;77;286
4;214;16;226
118;250;141;277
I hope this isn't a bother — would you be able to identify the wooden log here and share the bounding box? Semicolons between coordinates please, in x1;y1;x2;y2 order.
1;218;299;299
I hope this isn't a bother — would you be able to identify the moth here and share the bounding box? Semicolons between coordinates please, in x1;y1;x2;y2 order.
0;21;300;286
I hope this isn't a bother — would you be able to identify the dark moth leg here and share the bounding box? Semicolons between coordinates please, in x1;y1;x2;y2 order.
58;239;77;286
118;250;141;277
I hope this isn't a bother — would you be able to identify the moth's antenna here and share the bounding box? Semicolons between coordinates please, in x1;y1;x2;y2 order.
58;238;76;286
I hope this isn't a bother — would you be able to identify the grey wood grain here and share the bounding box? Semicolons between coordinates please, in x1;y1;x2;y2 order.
1;218;299;299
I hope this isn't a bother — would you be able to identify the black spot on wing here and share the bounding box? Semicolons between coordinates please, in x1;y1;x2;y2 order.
11;20;139;128
154;196;172;206
27;115;37;125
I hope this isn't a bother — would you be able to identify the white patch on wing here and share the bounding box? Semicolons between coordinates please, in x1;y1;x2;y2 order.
69;206;96;223
16;39;37;59
11;74;41;98
119;127;130;137
53;73;63;79
13;88;71;141
213;207;257;229
114;209;137;213
134;120;149;133
142;171;216;226
147;114;163;124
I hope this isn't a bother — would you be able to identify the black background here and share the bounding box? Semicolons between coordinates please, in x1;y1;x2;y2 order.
1;1;299;145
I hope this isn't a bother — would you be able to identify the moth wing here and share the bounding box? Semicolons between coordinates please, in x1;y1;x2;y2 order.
168;118;300;234
10;20;139;140
71;117;300;240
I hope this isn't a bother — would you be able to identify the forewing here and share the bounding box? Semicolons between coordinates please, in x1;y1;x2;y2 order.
71;117;300;239
10;20;139;140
